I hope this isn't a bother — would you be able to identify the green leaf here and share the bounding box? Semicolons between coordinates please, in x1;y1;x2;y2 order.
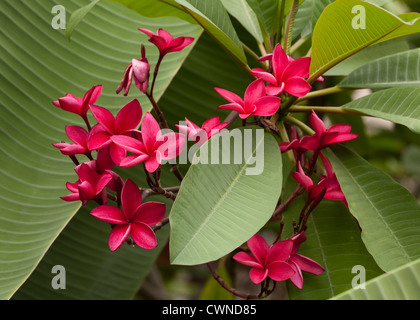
285;200;383;300
66;0;102;41
332;258;420;300
402;145;420;179
328;145;420;272
170;127;282;265
343;87;420;134
0;0;201;300
309;0;420;82
174;0;247;66
220;0;263;43
339;48;420;88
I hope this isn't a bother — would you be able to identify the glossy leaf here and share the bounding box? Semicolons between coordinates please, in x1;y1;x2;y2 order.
343;87;420;134
0;0;201;300
339;48;420;88
310;0;420;82
328;145;420;272
332;258;420;300
174;0;247;66
170;127;282;265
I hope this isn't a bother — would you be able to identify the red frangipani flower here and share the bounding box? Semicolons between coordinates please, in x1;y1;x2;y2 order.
52;85;103;121
175;116;228;146
53;126;90;157
287;232;325;289
111;112;186;173
215;79;281;119
116;45;150;96
301;110;358;151
138;28;194;57
88;99;143;165
251;44;311;97
61;163;112;205
292;162;327;203
233;234;295;284
318;153;348;207
90;179;166;251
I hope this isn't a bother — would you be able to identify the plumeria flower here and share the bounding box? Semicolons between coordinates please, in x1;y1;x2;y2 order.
138;28;194;57
90;179;166;251
52;85;103;121
287;232;325;289
175;116;228;146
251;44;311;97
61;163;112;205
233;234;295;284
215;79;281;119
318;153;348;207
117;45;150;96
111;112;186;173
88;99;143;165
53;126;90;157
301;110;358;151
292;162;327;203
278;127;308;163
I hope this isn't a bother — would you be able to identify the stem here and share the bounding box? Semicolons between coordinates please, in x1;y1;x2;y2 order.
277;121;295;166
295;86;349;103
207;262;271;300
150;55;163;97
152;216;169;232
272;184;302;220
284;115;315;136
289;105;365;116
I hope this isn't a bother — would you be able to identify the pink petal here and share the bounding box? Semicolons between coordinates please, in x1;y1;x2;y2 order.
267;261;295;281
108;224;131;251
300;135;319;151
144;151;162;173
78;181;95;201
90;105;116;133
65;126;88;147
95;173;113;195
131;223;158;249
328;124;352;134
88;132;112;151
111;135;147;155
310;110;326;134
266;83;285;96
283;76;312;97
120;154;150;167
109;143;126;166
271;44;290;81
233;252;262;269
291;162;314;191
57;144;87;156
157;133;185;160
115;99;142;134
282;57;311;80
253;96;281;117
250;68;277;86
217;103;245;114
201;116;220;132
290;254;325;275
288;261;303;289
138;27;157;38
157;28;174;41
141;113;161;154
249;268;269;284
60;193;80;202
121;179;142;221
214;88;244;105
90;205;127;224
265;240;293;265
58;96;82;115
133;201;166;226
247;234;269;266
244;79;266;110
85;85;103;105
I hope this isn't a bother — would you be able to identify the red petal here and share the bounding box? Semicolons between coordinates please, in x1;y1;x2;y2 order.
133;201;166;226
283;76;311;97
214;87;244;105
88;132;111;151
310;110;326;134
115;99;142;134
265;83;285;96
111;135;147;154
288;261;303;289
250;68;277;85
90;205;127;224
108;224;131;251
267;261;295;281
131;223;158;249
253;96;281;117
120;154;150;167
249;268;268;284
141;113;161;154
144;151;161;173
58;96;82;115
247;234;269;266
244;79;265;110
290;254;325;275
271;44;290;80
65;126;88;147
265;239;293;265
90;105;116;133
282;57;311;80
121;179;142;220
109;143;127;166
217;103;245;114
232;252;262;268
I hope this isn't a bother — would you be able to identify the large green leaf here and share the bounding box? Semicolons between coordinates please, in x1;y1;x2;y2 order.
332;258;420;300
174;0;247;66
328;145;420;272
284;200;383;300
0;0;201;300
309;0;420;82
343;87;420;134
339;48;420;88
170;127;283;265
